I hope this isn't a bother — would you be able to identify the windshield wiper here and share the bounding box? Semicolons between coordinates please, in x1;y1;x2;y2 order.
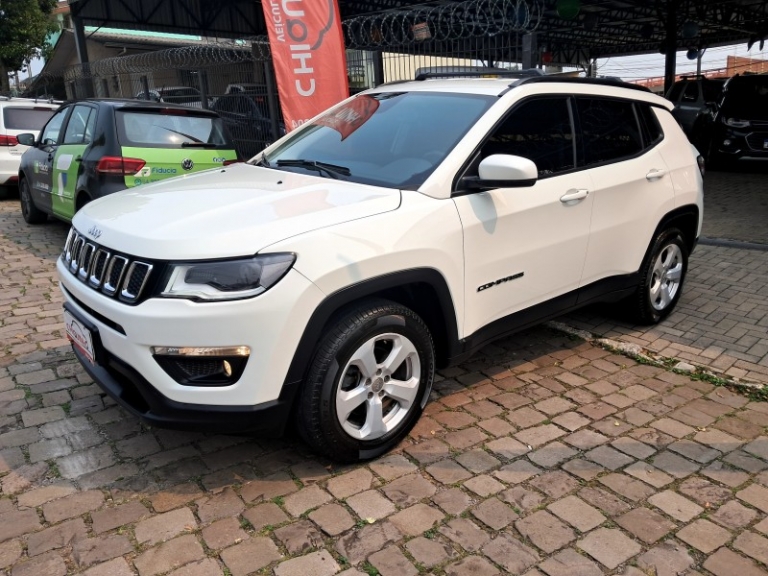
276;159;351;179
251;153;271;167
158;127;203;143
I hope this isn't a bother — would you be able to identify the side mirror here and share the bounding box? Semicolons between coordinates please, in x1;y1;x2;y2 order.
16;133;36;147
464;154;538;190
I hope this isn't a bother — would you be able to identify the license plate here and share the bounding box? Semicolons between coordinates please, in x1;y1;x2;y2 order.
64;310;95;365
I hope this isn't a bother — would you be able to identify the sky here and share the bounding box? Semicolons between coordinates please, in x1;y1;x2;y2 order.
597;42;768;80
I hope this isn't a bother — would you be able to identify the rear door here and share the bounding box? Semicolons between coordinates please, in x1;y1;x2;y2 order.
50;104;98;221
114;108;238;187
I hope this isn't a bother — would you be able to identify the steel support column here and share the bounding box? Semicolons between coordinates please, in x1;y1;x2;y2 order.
664;2;679;94
73;15;94;97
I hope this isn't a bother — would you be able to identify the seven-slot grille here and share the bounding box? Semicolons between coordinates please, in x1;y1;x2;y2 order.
62;228;153;303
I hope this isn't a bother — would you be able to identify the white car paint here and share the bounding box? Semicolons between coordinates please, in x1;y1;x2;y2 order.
0;99;60;186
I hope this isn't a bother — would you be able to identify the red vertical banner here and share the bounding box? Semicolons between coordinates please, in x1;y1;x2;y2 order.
261;0;350;132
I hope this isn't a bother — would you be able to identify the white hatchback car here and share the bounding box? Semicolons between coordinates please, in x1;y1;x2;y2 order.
58;75;703;462
0;97;59;193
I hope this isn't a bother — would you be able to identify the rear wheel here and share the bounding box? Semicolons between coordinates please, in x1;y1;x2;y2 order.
297;299;435;462
19;178;47;224
624;228;688;325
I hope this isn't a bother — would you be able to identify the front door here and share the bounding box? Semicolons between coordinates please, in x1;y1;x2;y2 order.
27;106;69;210
454;96;593;338
51;104;97;221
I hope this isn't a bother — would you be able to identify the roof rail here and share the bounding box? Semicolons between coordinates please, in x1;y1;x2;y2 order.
509;76;652;93
414;67;544;81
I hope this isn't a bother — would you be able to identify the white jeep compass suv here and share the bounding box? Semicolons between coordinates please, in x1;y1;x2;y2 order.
58;75;703;462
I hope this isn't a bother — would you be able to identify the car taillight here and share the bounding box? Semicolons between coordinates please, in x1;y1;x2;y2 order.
0;134;18;146
97;156;146;175
697;154;705;177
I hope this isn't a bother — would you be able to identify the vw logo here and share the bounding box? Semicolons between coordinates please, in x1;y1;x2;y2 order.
181;158;194;171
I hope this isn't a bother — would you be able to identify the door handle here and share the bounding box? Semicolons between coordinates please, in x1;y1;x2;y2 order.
646;168;667;180
560;189;590;203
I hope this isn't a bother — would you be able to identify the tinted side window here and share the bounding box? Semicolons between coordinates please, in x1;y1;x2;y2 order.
576;98;642;166
482;97;574;177
682;82;699;102
667;82;685;102
702;81;723;103
636;104;663;148
63;105;95;145
41;108;69;146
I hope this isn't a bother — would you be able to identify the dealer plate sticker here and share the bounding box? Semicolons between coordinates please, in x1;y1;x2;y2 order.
64;310;95;364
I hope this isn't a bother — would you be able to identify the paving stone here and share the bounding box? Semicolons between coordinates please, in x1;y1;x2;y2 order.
677;519;732;553
635;540;695;576
381;473;436;506
195;487;245;524
82;558;135;576
167;558;223;576
652;418;695;438
444;555;500;576
72;534;133;569
274;550;340;576
651;450;700;478
535;397;575;415
734;531;768;567
389;503;444;537
91;500;150;534
577;528;641;569
1;462;48;494
42;490;104;523
507;407;546;428
515;424;565;448
561;458;603;481
56;445;116;479
326;468;373;499
406;438;452;464
309;503;355;536
26;518;87;556
585;445;634;470
726;450;768;473
11;551;67;576
369;544;417;576
494;459;541;484
611;436;656;459
16;481;77;508
703;547;768;576
0;540;22;569
273;519;323;555
695;428;743;453
149;482;205;513
547;495;604;532
528;442;577;468
369;454;417;480
738;483;768;513
552;412;590;431
482;532;539;575
440;518;490;552
616;507;675;544
515;510;575;553
28;437;71;463
0;509;42;543
456;449;501;474
702;460;751;487
624;461;674;488
500;486;545;514
711;500;759;529
744;437;768;461
471;497;518;530
426;459;472;484
336;521;401;564
432;487;473;516
135;507;197;545
529;470;580;498
242;502;290;531
21;406;65;427
406;536;455;568
464;474;505;497
283;485;332;517
598;473;654;501
485;437;529;460
669;439;721;463
477;416;515;437
680;476;732;506
201;518;247;550
538;547;603;576
220;537;282;576
648;489;703;522
346;490;395;521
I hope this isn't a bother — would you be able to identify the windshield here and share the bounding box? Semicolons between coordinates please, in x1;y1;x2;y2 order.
264;91;495;189
116;110;229;148
722;76;768;119
3;107;56;131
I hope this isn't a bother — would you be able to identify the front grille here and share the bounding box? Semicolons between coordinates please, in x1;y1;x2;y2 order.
62;228;155;304
745;132;768;152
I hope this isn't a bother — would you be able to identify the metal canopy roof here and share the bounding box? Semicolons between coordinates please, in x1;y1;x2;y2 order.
67;0;768;61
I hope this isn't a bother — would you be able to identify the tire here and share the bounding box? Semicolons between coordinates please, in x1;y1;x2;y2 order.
297;299;435;462
19;178;47;224
625;228;689;325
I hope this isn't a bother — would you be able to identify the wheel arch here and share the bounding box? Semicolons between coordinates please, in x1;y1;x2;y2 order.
652;204;700;255
284;268;461;389
75;190;92;211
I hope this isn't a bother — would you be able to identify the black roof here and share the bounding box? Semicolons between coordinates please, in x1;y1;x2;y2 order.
63;98;219;115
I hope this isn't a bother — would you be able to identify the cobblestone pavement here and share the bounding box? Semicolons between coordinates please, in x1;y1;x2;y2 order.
3;200;768;576
701;167;768;245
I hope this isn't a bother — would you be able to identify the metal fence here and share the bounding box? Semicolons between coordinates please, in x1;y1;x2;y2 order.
24;0;547;158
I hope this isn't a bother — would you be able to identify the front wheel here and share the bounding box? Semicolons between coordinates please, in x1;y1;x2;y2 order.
297;299;435;462
19;178;47;224
625;228;689;325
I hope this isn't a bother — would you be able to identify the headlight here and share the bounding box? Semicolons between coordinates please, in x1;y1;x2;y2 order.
723;118;750;128
161;253;295;301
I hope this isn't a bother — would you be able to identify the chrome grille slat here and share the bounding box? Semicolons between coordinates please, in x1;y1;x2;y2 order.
61;227;154;304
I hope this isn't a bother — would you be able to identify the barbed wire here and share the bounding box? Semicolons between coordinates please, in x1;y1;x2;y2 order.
343;0;543;49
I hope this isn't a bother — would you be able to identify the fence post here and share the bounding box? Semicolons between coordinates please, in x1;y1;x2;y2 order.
141;76;150;100
263;59;282;141
373;51;385;86
101;78;109;97
72;16;94;97
522;33;537;69
197;70;209;109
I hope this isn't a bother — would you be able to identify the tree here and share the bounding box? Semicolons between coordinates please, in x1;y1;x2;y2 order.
0;0;59;93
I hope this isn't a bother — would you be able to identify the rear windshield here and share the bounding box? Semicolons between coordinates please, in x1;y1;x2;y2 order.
116;110;230;148
3;107;56;130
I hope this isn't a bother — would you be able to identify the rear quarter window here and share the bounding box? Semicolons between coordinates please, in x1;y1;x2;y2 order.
636;104;664;148
3;107;56;131
116;110;230;148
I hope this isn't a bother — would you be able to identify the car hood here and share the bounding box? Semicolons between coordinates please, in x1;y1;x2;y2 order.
73;164;401;260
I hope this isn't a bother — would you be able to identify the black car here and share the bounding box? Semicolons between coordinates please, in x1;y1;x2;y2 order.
16;99;238;224
691;74;768;168
665;76;725;135
210;94;285;159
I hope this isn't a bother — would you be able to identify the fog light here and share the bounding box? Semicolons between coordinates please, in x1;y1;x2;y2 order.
723;139;732;146
152;346;249;386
